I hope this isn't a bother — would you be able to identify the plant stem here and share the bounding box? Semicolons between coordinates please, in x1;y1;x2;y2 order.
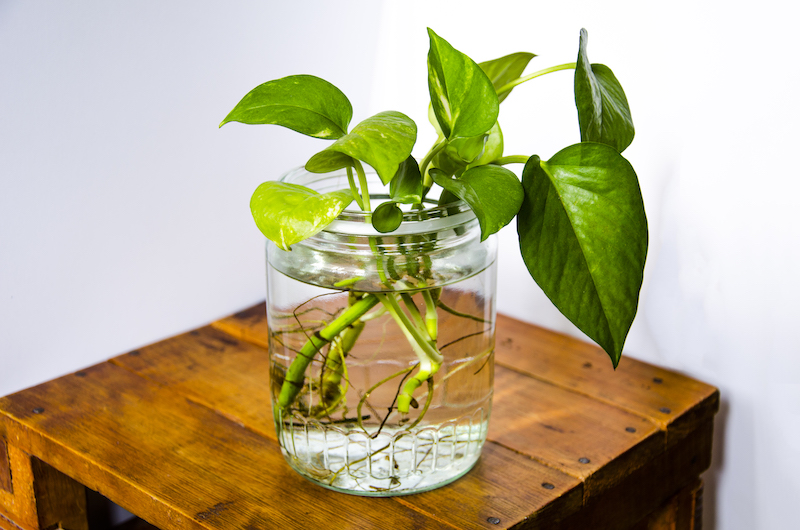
278;293;379;410
375;293;442;414
421;290;438;341
420;138;448;189
346;166;365;211
493;155;530;166
496;62;577;99
353;159;371;212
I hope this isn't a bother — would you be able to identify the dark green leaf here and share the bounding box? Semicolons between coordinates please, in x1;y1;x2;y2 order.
250;181;353;251
438;188;460;206
478;52;536;103
516;142;647;366
575;29;634;152
306;111;417;184
431;165;523;241
390;156;423;204
427;28;499;139
372;201;404;233
220;75;352;139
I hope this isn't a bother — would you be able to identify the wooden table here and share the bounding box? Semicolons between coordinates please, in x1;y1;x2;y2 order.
0;304;718;530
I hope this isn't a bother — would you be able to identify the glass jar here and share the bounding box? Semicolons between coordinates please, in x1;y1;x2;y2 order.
266;167;497;496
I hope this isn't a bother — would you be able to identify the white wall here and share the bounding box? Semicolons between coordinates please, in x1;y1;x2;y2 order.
2;1;798;529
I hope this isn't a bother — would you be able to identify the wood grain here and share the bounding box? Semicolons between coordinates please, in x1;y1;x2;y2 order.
112;325;274;439
491;366;663;499
494;314;719;447
0;360;584;530
0;303;719;530
549;422;713;530
0;440;10;494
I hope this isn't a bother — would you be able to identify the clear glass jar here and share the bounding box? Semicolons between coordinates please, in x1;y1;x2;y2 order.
266;167;497;496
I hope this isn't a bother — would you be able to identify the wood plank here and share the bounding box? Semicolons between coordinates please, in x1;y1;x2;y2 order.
0;361;583;530
209;303;718;449
0;440;9;494
112;325;274;439
395;441;582;530
30;457;88;530
490;366;663;500
0;443;37;530
211;303;269;350
494;314;719;446
549;421;713;530
629;479;703;530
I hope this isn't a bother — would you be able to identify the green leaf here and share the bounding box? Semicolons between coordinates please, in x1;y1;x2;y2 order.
372;201;404;233
478;52;536;103
427;28;499;139
250;181;353;251
433;121;504;177
306;111;417;184
390;156;423;204
575;29;634;152
467;121;503;168
431;165;523;241
220;75;352;140
516;142;647;366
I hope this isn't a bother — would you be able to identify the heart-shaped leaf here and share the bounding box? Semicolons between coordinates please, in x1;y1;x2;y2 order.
574;29;634;152
516;142;647;366
306;111;417;184
390;156;423;204
478;52;536;103
431;165;523;241
220;75;352;140
372;201;404;233
250;181;353;251
427;28;499;139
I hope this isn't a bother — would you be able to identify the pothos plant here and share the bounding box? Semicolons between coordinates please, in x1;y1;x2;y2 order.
220;28;647;421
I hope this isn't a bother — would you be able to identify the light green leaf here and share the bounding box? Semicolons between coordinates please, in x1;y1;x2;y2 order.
306;111;417;185
390;156;423;204
478;52;536;103
431;165;523;241
220;75;352;139
467;121;503;168
427;28;499;139
250;181;353;251
516;142;647;366
575;29;634;152
372;201;404;233
433;121;504;176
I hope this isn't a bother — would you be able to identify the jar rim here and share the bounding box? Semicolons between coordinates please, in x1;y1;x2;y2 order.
279;166;476;237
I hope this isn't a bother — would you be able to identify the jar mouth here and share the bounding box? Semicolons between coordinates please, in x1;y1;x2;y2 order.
279;166;476;237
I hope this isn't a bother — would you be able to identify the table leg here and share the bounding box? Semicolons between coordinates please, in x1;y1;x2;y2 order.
0;437;88;530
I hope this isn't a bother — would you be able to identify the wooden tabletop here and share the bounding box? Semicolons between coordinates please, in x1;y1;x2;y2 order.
0;304;718;530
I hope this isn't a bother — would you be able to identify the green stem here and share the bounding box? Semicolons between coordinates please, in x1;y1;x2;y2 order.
496;62;577;99
346;166;365;211
376;294;442;365
493;155;530;166
420;138;448;189
278;294;379;410
353;159;371;212
421;290;438;341
375;293;442;414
